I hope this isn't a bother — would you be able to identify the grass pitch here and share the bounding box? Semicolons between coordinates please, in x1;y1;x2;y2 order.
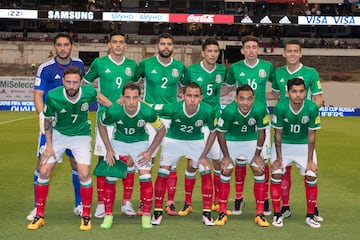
0;111;359;240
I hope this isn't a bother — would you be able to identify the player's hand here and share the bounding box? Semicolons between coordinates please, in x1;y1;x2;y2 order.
138;151;151;166
198;157;211;171
220;156;232;175
250;155;265;171
40;146;56;165
105;149;116;166
271;159;283;172
39;112;45;134
306;161;318;175
117;98;124;105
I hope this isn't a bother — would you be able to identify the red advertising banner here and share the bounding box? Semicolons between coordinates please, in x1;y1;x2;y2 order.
169;14;234;24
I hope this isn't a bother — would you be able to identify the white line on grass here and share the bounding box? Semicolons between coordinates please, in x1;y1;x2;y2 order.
0;115;37;125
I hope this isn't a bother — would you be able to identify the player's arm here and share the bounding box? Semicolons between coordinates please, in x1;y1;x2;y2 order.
34;89;46;134
272;127;283;171
40;116;55;165
138;117;166;166
251;128;266;171
266;90;279;100
98;120;116;166
96;92;113;107
198;130;217;169
313;94;323;108
306;129;318;174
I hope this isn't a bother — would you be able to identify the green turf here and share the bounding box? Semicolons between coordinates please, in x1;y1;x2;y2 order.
0;112;359;240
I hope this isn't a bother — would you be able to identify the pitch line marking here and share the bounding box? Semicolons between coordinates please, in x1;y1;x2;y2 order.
0;115;37;125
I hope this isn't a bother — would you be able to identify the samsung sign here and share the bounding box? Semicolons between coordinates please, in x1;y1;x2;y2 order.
103;12;169;22
48;11;94;20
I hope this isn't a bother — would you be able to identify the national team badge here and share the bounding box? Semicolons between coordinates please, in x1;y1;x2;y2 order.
195;120;203;127
137;119;145;127
259;69;266;78
81;103;89;111
217;118;224;127
248;118;256;126
301;116;309;124
125;67;132;77
172;69;179;78
215;74;222;84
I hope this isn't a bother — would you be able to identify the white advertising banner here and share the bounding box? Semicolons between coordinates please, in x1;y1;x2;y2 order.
0;76;35;111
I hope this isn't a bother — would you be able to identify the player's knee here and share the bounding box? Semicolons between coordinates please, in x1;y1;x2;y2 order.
251;166;264;176
271;168;283;179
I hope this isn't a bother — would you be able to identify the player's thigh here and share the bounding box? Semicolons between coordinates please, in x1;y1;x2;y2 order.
68;135;92;165
227;140;257;165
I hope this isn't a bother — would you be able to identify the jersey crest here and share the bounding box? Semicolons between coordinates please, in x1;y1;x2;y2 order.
172;68;179;78
215;74;222;84
248;118;256;126
125;67;132;76
81;103;89;111
301;116;309;124
195;120;204;127
259;69;266;78
137;119;146;128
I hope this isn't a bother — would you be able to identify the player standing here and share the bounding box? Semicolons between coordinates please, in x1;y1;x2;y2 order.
28;33;85;221
83;31;138;218
134;33;185;215
269;40;323;221
179;38;227;215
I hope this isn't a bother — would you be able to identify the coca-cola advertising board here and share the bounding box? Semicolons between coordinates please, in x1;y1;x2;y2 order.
169;14;234;24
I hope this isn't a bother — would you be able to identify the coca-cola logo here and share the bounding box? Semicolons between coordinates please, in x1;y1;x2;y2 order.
187;14;214;23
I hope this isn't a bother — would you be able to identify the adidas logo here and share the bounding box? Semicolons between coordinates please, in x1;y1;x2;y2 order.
151;69;157;74
117;120;124;124
260;16;272;24
240;72;245;77
280;78;285;82
54;74;61;79
233;121;239;125
105;68;111;73
175;119;181;123
196;77;203;82
60;109;67;113
279;16;291;24
241;16;253;24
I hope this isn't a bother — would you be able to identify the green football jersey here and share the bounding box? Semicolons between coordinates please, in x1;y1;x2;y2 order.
134;56;185;105
101;102;160;143
226;59;275;105
217;101;269;141
180;62;226;115
271;98;321;144
83;55;137;120
273;64;323;101
153;101;217;140
44;85;97;136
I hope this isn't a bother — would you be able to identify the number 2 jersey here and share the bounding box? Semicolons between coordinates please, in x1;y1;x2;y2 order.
135;55;185;105
44;85;97;136
271;98;321;144
153;101;217;140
